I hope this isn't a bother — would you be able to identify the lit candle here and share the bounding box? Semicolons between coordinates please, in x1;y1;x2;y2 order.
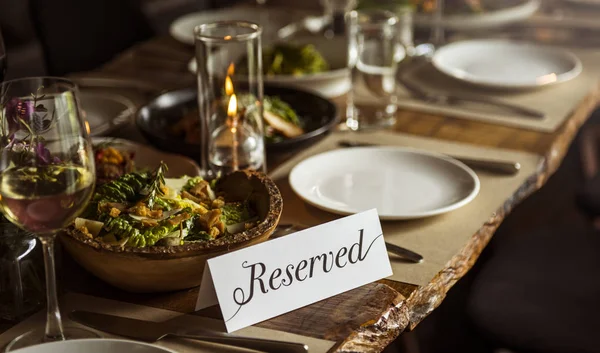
227;89;239;171
227;93;238;128
225;76;234;97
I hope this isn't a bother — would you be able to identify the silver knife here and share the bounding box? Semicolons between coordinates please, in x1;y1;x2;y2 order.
69;310;309;353
275;224;423;263
397;74;546;120
337;140;521;176
395;57;546;120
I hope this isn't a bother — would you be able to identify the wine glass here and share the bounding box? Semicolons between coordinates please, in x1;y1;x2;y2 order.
0;77;98;351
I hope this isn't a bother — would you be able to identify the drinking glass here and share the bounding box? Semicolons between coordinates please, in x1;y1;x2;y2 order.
430;0;445;48
346;9;406;131
194;21;266;178
0;223;44;323
321;0;357;37
0;77;98;351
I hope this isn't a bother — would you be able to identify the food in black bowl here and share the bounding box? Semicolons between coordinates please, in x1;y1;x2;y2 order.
92;142;135;185
135;85;338;161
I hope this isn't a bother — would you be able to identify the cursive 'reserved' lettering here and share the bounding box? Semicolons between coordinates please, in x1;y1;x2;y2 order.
226;229;383;321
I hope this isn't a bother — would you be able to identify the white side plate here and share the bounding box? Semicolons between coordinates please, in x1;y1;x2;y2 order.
11;339;177;353
289;147;480;220
415;0;541;30
432;39;582;90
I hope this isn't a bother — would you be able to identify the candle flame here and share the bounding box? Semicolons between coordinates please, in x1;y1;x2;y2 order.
227;94;237;117
227;63;235;76
85;120;91;135
225;76;234;96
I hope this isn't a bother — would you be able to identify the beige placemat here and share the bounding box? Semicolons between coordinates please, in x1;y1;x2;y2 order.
0;293;336;353
370;48;600;132
269;131;542;286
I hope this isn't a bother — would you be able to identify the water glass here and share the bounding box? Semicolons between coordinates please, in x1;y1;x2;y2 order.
346;9;407;131
321;0;357;36
0;223;44;323
430;0;445;47
194;21;266;178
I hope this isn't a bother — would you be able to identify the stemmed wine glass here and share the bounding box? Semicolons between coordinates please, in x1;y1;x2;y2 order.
0;77;98;351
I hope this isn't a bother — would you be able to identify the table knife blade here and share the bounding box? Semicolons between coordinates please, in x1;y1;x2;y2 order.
69;310;168;342
395;64;546;120
337;140;520;175
69;310;309;353
275;223;424;263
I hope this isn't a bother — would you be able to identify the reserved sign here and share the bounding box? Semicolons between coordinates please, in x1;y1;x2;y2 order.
196;209;393;332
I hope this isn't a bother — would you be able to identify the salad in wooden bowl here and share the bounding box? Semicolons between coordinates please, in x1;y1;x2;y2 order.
59;164;282;293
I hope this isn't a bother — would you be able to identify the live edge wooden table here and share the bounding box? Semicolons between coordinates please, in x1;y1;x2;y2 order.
58;35;600;352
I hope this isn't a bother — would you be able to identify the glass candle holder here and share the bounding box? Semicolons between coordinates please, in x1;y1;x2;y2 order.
194;21;266;178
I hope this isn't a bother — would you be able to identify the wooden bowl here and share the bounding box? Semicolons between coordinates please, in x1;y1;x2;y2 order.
59;170;283;293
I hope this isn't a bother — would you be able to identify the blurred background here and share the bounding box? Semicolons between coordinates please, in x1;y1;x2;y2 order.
2;1;600;353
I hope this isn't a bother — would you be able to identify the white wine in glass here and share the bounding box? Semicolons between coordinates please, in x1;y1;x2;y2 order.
0;77;98;351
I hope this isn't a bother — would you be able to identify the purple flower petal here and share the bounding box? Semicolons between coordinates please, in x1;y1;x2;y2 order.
4;98;34;133
35;142;52;164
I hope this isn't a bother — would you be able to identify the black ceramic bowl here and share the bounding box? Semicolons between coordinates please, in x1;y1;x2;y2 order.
135;84;339;161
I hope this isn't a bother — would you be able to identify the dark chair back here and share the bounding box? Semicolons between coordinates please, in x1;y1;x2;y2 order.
29;0;154;76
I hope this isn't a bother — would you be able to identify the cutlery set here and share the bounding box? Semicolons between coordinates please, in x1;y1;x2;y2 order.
69;311;309;353
395;53;547;120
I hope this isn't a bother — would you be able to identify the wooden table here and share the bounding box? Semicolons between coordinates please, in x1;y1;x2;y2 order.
59;30;600;352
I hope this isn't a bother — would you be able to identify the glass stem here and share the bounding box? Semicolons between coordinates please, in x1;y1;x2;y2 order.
430;0;445;48
39;236;65;342
10;259;24;320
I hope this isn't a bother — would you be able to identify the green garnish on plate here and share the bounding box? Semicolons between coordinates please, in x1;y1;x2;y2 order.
75;164;257;248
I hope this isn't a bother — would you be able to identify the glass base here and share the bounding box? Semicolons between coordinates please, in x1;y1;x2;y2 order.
346;103;397;131
4;327;101;352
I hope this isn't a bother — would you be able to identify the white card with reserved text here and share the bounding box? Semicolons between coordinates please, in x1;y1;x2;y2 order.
195;208;393;332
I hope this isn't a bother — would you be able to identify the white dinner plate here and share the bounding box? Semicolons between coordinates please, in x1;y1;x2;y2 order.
415;0;541;30
11;339;177;353
289;147;480;220
431;40;582;90
80;91;136;136
169;6;316;46
91;137;201;177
